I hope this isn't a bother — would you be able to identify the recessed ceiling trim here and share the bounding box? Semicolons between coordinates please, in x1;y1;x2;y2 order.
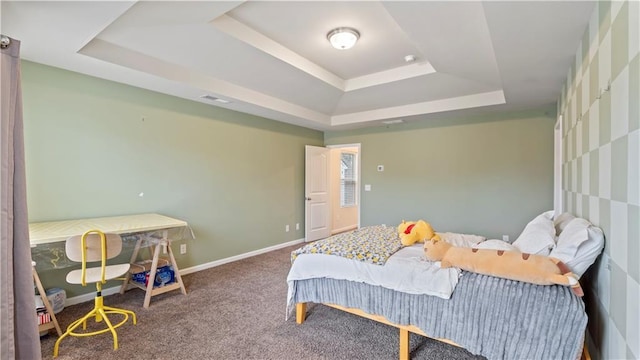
74;1;136;52
7;1;594;132
211;14;345;90
344;62;437;91
79;38;330;125
381;119;404;124
330;90;506;126
211;14;435;93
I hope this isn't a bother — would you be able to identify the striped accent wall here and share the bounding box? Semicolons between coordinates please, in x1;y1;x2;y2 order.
558;1;639;359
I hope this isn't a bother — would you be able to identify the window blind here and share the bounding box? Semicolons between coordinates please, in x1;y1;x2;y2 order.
340;152;357;207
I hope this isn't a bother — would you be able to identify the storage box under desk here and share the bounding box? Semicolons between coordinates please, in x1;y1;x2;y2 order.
129;260;175;288
120;234;187;308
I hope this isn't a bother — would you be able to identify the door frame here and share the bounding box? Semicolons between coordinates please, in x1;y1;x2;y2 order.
327;143;361;232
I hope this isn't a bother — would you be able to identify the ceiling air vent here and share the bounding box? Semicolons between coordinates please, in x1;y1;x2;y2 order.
200;94;230;104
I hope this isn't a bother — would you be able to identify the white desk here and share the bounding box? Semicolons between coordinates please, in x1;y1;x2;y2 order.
29;213;188;245
29;213;190;308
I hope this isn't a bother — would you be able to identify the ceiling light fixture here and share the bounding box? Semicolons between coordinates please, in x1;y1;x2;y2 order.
327;27;360;50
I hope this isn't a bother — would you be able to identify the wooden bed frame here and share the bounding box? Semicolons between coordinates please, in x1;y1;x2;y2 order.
295;302;591;360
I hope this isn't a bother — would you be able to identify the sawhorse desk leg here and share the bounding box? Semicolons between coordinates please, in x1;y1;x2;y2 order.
119;236;144;295
166;239;187;296
121;231;187;308
32;264;62;336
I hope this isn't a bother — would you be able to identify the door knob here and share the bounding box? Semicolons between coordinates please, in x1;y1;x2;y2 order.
305;197;312;201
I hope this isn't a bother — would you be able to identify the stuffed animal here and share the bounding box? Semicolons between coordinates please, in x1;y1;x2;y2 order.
423;239;583;296
397;220;441;246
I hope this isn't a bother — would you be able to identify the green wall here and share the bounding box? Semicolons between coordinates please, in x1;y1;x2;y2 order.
325;111;556;240
23;60;557;299
22;61;323;297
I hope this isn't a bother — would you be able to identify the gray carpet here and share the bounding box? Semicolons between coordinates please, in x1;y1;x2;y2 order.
40;244;484;360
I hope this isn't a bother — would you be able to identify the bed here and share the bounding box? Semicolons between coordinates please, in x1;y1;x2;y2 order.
287;213;603;360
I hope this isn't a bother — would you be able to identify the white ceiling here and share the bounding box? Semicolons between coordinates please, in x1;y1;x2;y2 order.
1;1;595;131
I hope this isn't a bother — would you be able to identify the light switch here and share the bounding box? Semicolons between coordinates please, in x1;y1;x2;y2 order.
364;184;371;191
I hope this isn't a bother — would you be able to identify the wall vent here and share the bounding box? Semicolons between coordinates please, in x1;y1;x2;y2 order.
200;95;230;104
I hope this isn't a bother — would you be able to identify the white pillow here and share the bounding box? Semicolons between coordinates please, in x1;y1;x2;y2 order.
511;214;556;256
549;218;604;278
473;239;520;252
540;210;555;220
437;232;486;248
553;212;576;235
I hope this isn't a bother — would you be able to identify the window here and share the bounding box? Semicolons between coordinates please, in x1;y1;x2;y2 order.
340;152;357;207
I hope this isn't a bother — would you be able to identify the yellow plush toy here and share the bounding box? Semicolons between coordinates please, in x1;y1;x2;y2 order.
423;239;583;296
397;220;441;246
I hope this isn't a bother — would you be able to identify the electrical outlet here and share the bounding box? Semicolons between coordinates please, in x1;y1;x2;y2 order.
180;244;187;254
502;235;509;242
285;225;290;232
296;223;300;230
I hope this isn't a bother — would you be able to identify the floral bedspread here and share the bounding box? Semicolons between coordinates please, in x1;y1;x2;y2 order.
291;225;402;265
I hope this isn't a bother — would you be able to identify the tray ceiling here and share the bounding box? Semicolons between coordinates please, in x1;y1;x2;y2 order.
2;1;595;130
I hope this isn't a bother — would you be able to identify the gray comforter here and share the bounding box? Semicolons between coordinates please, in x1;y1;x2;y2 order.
290;272;587;360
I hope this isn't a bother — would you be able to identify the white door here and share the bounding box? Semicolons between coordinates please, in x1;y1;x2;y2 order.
305;145;331;242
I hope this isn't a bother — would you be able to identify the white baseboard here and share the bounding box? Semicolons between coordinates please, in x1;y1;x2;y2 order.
65;285;122;307
64;238;305;307
179;238;304;275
